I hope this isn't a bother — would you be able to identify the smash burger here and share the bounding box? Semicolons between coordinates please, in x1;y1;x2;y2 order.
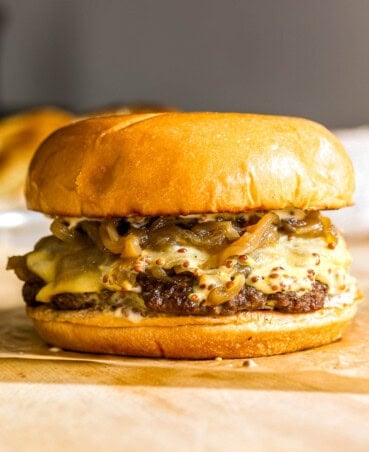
8;113;361;358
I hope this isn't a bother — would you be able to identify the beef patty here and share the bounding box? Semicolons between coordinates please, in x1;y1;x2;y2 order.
23;271;327;316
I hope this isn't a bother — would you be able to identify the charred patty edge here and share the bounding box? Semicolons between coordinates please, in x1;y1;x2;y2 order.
22;272;328;316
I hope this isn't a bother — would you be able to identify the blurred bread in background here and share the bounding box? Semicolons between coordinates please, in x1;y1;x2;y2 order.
0;107;74;209
83;102;179;118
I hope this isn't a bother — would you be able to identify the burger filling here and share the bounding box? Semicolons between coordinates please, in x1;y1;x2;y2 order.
8;210;357;317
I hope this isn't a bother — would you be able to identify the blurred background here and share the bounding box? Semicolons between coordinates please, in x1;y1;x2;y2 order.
1;0;369;128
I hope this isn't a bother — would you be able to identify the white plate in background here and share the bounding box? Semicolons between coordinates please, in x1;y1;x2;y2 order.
329;127;369;237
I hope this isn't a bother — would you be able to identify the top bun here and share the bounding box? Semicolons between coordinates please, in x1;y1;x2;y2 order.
26;112;354;217
83;102;179;117
0;107;74;202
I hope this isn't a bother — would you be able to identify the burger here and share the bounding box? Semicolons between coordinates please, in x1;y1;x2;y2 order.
0;107;74;208
7;112;361;358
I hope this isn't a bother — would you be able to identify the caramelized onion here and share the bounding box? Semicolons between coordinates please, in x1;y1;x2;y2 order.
321;215;338;248
149;217;175;232
103;260;137;288
78;221;105;251
282;211;338;247
147;225;179;248
192;221;240;240
283;211;323;236
100;220;143;257
120;233;142;258
100;221;124;253
148;222;236;250
6;255;38;282
56;246;106;276
206;274;246;305
218;212;279;264
150;265;169;279
50;218;82;243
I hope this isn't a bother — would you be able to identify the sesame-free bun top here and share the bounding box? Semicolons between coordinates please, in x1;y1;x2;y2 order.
26;112;354;217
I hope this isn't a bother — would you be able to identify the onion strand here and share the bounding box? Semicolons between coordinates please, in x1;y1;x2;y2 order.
218;212;279;264
206;274;246;305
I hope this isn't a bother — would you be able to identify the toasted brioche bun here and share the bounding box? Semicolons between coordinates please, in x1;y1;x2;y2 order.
23;112;358;359
26;112;354;217
26;297;360;359
0;107;74;201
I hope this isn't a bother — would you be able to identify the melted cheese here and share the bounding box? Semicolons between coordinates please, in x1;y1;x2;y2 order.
26;236;114;302
36;271;102;302
245;234;354;295
26;217;356;304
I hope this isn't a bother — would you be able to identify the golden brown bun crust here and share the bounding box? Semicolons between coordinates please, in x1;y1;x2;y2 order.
26;113;354;217
26;301;358;359
0;107;74;199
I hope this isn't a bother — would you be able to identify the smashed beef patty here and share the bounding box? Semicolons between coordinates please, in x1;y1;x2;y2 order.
22;271;327;316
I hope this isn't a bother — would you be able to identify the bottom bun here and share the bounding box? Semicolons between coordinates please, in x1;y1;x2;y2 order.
26;298;360;359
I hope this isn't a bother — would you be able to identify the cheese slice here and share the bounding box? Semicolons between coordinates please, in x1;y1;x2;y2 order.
25;219;355;303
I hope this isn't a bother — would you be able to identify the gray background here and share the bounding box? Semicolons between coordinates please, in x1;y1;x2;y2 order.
1;0;369;127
